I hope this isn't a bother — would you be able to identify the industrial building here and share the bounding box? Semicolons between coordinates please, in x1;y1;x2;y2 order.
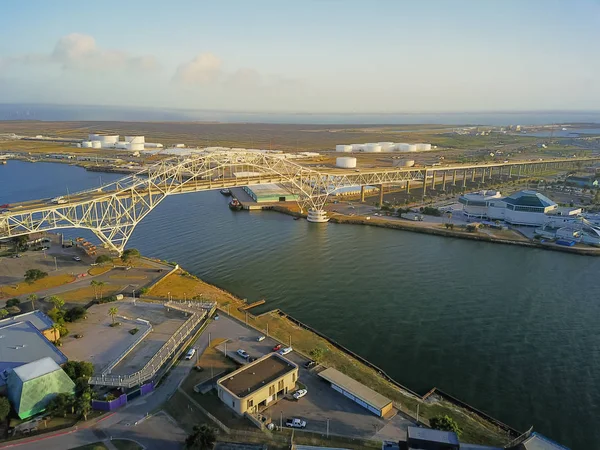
217;353;298;415
7;357;75;419
317;367;393;417
242;184;299;203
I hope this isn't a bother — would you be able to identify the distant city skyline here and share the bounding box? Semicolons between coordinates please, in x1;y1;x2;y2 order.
1;0;599;113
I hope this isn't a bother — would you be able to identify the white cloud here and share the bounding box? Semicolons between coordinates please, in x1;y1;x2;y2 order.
172;53;222;85
6;33;159;72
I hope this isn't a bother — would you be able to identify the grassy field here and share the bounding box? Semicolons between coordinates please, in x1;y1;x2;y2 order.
0;273;75;299
146;271;511;446
88;266;112;276
58;284;125;303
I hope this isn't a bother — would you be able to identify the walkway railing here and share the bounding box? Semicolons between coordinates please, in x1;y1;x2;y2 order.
89;301;216;388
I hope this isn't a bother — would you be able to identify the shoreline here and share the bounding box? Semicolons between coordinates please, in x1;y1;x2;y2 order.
272;205;600;256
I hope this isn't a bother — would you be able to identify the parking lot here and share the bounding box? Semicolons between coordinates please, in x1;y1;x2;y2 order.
200;313;412;441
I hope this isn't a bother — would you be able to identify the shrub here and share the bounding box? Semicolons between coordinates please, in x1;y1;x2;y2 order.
430;415;462;436
129;327;139;335
6;298;20;308
138;287;148;295
95;255;112;264
24;269;48;284
64;306;87;322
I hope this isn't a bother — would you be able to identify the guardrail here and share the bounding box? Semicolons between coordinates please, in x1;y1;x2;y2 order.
89;301;215;388
101;323;153;376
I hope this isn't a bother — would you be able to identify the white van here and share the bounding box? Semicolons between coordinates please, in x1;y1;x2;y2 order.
185;348;196;360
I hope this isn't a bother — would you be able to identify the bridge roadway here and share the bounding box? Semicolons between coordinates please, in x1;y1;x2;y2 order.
5;156;597;212
0;154;597;253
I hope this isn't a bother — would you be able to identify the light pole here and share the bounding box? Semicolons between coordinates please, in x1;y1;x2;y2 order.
289;334;292;348
326;418;329;438
280;411;283;429
54;257;58;271
416;403;420;424
266;323;269;337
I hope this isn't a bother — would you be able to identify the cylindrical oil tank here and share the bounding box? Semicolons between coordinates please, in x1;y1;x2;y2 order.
91;141;102;149
378;142;394;152
88;134;99;141
81;141;93;148
125;136;145;144
99;135;119;145
144;143;163;148
416;143;432;151
127;142;145;151
407;144;417;152
336;157;357;168
351;144;364;152
397;143;410;152
336;144;353;152
393;159;415;167
364;144;382;152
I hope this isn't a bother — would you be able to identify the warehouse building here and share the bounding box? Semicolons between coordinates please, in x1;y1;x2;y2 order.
317;367;393;417
242;184;299;203
407;426;460;450
217;353;298;415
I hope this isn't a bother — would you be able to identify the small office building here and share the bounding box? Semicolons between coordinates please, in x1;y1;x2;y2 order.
407;426;460;450
217;353;298;415
318;367;393;417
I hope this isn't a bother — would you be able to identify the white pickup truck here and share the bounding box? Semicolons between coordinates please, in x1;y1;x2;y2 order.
285;418;307;429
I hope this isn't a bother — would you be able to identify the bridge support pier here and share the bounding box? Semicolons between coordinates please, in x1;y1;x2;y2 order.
471;169;476;183
462;170;467;189
481;168;486;184
307;209;329;223
431;172;436;189
442;171;447;191
406;181;411;194
452;170;457;186
360;186;365;202
379;184;384;207
508;166;512;178
422;171;428;199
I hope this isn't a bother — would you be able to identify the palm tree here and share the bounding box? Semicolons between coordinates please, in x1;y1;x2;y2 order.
27;294;38;311
49;295;64;311
97;281;106;300
185;424;217;450
90;280;100;300
108;306;118;325
51;323;61;342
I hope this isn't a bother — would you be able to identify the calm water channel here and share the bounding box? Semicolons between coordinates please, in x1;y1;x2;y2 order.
1;161;598;449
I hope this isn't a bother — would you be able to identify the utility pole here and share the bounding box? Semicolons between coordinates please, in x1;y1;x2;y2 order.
280;411;283;429
266;323;269;337
289;334;292;347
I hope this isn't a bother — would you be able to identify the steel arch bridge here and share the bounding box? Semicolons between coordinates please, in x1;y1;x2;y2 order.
0;151;425;253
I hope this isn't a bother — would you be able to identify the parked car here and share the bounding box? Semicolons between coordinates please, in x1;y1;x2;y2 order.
279;347;293;356
73;256;81;261
257;335;265;342
292;389;307;400
304;360;316;369
285;418;307;429
272;344;282;352
185;348;196;360
237;349;250;359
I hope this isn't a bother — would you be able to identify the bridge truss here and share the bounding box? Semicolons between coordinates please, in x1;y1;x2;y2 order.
0;151;424;253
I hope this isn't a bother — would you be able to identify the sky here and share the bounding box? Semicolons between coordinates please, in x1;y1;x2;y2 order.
1;0;599;113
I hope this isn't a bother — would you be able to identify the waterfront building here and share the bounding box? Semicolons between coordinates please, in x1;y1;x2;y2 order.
242;184;299;203
318;367;393;417
458;190;582;227
216;353;298;415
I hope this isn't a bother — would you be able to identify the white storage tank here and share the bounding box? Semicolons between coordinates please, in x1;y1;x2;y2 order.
125;136;145;144
336;145;353;153
81;141;93;148
416;143;432;151
351;144;364;152
144;143;164;148
404;144;417;152
88;134;100;141
174;144;185;148
91;141;102;149
99;135;119;145
364;144;382;153
378;142;394;152
336;157;357;168
127;142;145;151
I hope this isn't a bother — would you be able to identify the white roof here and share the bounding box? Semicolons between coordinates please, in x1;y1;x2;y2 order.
12;357;60;382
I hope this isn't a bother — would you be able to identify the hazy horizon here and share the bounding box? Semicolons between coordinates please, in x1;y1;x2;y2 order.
2;1;600;114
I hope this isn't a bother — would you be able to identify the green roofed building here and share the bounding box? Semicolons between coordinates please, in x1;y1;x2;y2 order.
6;357;75;419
